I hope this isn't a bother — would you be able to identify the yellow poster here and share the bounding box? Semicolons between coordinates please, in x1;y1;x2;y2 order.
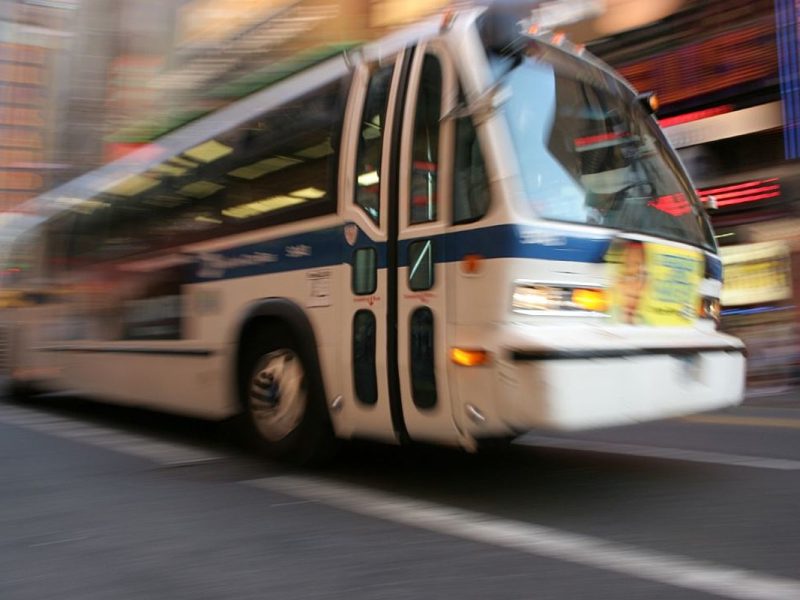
606;238;704;326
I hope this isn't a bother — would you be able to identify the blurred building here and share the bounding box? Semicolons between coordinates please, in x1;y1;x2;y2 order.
0;0;75;212
102;0;448;162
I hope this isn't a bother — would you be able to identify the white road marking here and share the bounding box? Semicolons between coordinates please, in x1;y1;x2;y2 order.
249;475;800;600
29;535;89;548
0;404;223;466
515;435;800;471
4;402;800;598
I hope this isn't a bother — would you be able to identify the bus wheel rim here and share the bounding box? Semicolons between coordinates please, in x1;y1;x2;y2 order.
248;349;307;442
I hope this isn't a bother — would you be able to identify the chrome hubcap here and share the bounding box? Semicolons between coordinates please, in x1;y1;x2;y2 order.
248;349;306;442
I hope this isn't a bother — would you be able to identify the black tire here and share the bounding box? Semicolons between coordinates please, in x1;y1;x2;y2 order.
4;379;38;403
239;326;336;466
475;436;516;456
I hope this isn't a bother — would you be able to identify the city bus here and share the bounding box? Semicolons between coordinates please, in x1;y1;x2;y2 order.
0;6;745;463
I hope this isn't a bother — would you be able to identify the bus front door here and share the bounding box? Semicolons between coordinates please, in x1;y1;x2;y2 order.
341;43;460;447
392;44;459;445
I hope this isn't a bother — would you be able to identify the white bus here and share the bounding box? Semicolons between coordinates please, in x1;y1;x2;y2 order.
0;6;745;462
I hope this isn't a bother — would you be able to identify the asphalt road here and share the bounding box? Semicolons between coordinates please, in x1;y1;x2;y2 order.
1;391;800;600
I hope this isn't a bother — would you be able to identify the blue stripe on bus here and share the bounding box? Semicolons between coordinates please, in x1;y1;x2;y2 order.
189;223;722;282
396;224;611;267
190;227;345;282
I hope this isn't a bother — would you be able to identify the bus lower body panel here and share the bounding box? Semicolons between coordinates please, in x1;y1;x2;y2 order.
451;325;746;441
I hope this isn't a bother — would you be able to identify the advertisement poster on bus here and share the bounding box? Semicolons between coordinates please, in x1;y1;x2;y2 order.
606;237;704;326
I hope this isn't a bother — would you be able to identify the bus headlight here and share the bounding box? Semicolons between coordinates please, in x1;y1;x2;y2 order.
700;296;721;327
512;283;607;315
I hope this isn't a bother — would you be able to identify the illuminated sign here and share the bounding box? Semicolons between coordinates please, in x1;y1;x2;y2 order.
618;20;777;106
658;106;733;128
775;0;800;159
662;102;783;149
720;241;792;307
698;179;781;208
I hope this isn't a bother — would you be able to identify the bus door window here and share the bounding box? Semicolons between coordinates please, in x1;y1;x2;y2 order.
408;240;436;409
408;239;434;291
453;112;490;224
351;247;377;295
352;309;378;405
355;63;394;224
410;306;436;409
409;55;442;225
398;45;456;433
351;244;379;405
351;62;394;406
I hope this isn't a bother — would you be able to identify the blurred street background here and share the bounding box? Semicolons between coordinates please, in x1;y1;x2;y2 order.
2;0;800;397
2;2;800;599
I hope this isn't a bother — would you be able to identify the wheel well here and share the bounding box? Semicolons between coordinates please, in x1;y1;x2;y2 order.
236;317;290;403
233;301;326;412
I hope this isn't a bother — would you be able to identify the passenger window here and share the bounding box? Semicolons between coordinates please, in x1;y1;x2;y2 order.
410;307;437;409
355;64;394;224
409;55;441;225
70;78;348;264
352;310;378;405
453;116;490;224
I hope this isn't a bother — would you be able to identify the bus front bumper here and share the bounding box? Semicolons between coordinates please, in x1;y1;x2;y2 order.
455;326;747;438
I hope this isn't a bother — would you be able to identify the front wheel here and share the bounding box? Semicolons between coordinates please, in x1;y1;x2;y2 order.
241;331;335;465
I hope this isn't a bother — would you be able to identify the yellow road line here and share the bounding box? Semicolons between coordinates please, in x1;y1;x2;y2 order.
681;414;800;429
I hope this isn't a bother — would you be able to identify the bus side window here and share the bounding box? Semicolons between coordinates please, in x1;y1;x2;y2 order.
355;64;394;224
409;55;442;225
84;77;349;262
453;115;490;224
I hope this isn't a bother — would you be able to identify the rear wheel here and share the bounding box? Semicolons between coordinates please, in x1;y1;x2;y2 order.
240;329;335;465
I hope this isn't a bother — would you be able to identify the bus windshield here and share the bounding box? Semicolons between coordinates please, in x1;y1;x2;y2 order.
495;45;715;251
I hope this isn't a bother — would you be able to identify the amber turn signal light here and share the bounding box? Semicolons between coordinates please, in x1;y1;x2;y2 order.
450;348;490;367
